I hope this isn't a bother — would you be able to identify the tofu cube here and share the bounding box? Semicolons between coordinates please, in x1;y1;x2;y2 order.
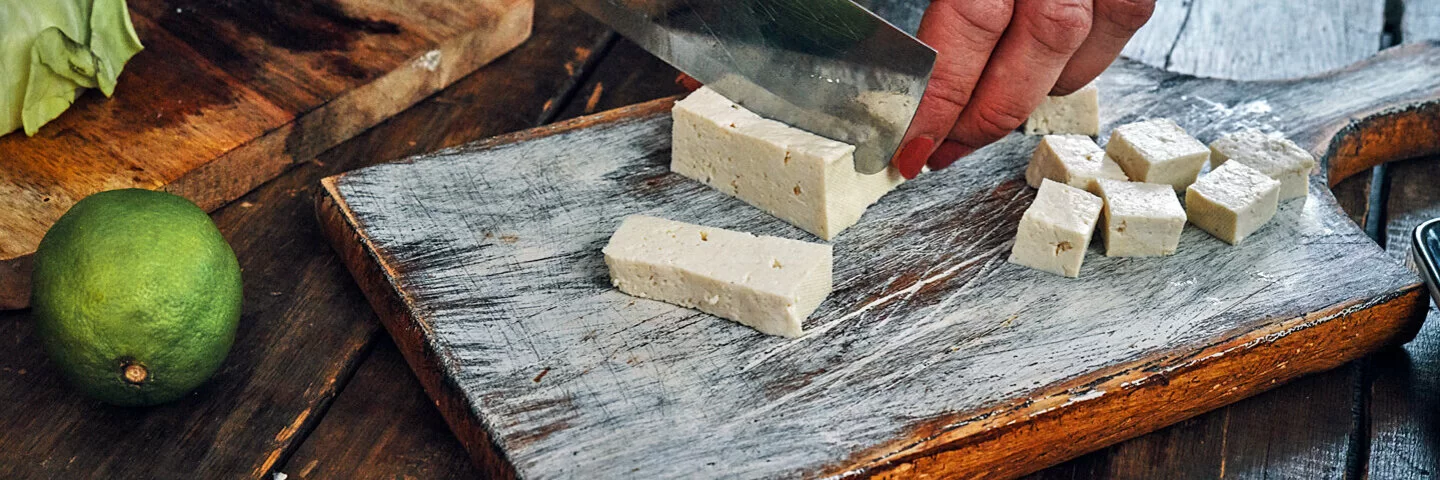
1094;179;1187;257
672;87;903;240
603;215;833;337
1105;118;1210;192
1185;161;1281;245
1008;179;1104;278
1026;134;1129;193
1209;129;1316;201
1024;84;1100;136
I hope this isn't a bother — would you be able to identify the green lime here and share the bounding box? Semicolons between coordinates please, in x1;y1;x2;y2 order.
31;189;241;407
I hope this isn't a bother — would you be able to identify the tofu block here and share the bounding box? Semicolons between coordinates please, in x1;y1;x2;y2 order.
1008;179;1103;278
1024;84;1100;136
1209;129;1317;201
1026;134;1129;193
1094;179;1187;257
1105;118;1210;192
602;215;832;337
671;87;904;240
1185;162;1281;245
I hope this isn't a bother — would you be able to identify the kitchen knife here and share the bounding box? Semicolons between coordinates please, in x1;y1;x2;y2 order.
568;0;935;174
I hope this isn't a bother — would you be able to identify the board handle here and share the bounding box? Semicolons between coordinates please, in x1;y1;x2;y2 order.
1298;41;1440;186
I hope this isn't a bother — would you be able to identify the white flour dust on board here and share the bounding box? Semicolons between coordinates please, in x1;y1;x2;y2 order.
1179;95;1280;134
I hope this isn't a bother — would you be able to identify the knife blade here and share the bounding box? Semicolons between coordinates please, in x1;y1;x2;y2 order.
568;0;935;174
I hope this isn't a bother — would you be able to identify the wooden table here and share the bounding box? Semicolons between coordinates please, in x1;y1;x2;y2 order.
1;0;1437;478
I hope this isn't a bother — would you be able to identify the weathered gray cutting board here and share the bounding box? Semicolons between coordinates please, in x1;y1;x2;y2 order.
316;43;1440;479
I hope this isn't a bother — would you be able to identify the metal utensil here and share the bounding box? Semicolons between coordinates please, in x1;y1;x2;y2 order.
1411;218;1440;306
568;0;935;174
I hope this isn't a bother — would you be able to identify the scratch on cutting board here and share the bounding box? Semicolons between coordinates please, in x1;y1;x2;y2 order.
741;244;1007;373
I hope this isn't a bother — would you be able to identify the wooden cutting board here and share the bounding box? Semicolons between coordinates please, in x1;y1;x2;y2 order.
316;43;1440;479
0;0;533;309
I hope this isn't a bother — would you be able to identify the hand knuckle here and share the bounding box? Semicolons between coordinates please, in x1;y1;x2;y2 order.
933;0;1014;42
1023;0;1093;55
925;68;976;111
1097;0;1156;32
970;100;1029;141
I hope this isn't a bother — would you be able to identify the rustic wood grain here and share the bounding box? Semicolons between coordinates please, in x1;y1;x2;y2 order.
1366;155;1440;480
1405;0;1440;43
0;0;534;310
554;38;686;123
279;338;482;479
1121;0;1386;80
316;43;1437;478
0;1;610;477
1052;2;1395;477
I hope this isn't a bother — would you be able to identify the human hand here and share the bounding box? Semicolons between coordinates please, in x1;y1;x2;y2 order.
891;0;1155;179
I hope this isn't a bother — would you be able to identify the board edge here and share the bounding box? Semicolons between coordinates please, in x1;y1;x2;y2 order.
315;177;521;480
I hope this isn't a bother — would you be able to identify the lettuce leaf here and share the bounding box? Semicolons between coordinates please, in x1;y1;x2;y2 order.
1;0;144;136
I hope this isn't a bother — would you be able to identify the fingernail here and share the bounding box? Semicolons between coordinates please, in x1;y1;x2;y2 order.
926;140;974;171
675;74;702;91
893;137;935;179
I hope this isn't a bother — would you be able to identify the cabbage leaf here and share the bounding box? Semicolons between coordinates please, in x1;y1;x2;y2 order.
1;0;144;136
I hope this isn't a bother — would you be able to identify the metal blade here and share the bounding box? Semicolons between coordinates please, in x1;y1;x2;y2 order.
569;0;935;174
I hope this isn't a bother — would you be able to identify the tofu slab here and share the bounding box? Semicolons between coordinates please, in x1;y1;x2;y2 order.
1026;134;1128;193
603;215;833;337
1008;179;1104;278
671;87;904;240
1095;179;1187;257
1024;84;1100;136
1209;129;1317;201
1185;162;1281;245
1105;118;1210;192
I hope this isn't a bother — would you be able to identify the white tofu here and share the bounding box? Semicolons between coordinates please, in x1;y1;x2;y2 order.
1026;134;1128;193
1105;118;1210;192
1094;180;1187;257
1008;179;1103;278
1209;129;1316;201
602;215;832;337
1024;84;1100;136
1185;162;1281;245
671;87;904;240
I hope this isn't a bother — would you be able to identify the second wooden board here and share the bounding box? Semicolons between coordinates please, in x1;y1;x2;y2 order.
317;44;1440;478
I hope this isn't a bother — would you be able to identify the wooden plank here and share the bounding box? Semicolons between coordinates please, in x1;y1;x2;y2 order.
554;38;686;123
0;1;609;476
1405;0;1440;43
1366;155;1440;480
0;0;534;310
317;44;1439;478
1120;0;1195;68
1024;365;1361;480
279;338;481;479
1120;0;1386;80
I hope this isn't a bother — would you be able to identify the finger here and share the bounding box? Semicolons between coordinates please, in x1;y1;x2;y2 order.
676;73;702;92
892;0;1014;179
932;0;1093;169
926;139;974;171
1052;0;1154;95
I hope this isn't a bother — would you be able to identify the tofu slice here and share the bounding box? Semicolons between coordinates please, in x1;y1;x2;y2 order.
1185;162;1281;245
1094;179;1187;257
1026;134;1129;193
1209;129;1317;201
1024;84;1100;136
602;215;832;337
1105;118;1210;192
671;87;904;240
1008;179;1104;278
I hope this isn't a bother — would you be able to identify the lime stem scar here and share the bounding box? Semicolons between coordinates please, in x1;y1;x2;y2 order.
123;362;148;384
